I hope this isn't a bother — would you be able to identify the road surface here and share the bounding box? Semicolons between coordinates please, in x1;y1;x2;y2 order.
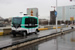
0;26;74;49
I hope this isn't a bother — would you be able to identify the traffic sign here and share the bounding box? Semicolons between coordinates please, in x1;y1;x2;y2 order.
55;11;57;16
70;17;74;21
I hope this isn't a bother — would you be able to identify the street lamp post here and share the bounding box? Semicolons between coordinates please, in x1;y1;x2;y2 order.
55;0;58;50
56;0;57;32
51;1;58;31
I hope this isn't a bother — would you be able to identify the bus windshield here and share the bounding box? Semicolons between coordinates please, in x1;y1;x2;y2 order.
12;17;22;24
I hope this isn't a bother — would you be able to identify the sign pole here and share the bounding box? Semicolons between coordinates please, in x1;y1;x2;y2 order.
56;0;57;33
56;0;58;50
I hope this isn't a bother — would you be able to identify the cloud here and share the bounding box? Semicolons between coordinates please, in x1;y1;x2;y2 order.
0;0;13;4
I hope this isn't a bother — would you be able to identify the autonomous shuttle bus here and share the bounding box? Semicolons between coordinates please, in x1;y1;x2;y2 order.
11;16;39;37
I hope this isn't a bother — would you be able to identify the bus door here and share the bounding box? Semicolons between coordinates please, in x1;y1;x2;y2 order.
29;18;35;33
31;18;36;32
25;18;32;33
25;18;37;33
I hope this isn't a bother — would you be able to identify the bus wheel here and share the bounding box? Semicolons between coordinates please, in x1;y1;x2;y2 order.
35;31;37;34
12;32;16;37
36;29;40;32
22;32;27;36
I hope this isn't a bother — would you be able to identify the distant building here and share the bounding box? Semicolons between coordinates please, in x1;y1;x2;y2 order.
57;5;75;21
50;10;56;25
0;16;3;20
39;19;48;25
8;17;12;22
0;16;4;23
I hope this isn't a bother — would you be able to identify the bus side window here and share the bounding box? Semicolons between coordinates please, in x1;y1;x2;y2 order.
25;18;29;28
25;18;29;24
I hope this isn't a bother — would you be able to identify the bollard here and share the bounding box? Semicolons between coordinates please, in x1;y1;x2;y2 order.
60;28;63;35
60;28;65;41
71;27;74;29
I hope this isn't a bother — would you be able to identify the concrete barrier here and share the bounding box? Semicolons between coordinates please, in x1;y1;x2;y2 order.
38;28;48;31
53;26;61;29
44;26;51;29
0;27;11;36
3;28;11;35
0;29;3;36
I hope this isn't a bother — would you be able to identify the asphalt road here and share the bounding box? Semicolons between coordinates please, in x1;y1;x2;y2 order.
16;30;75;50
0;26;74;48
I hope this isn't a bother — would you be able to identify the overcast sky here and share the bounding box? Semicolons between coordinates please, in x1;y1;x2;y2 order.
0;0;75;19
